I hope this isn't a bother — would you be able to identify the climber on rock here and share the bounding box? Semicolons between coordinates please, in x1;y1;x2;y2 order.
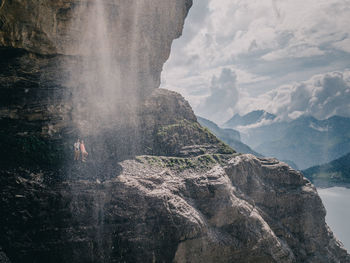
80;140;88;162
74;139;80;161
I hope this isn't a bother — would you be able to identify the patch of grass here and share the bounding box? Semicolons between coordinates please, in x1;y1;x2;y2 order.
137;153;234;171
154;119;235;156
212;154;229;166
135;156;144;163
218;142;235;154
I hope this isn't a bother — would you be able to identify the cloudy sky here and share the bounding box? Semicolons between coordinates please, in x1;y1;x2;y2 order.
161;0;350;124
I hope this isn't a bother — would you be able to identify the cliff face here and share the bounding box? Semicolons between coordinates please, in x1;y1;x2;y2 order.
0;0;193;168
0;0;191;63
0;0;349;262
0;90;348;262
1;154;349;263
0;0;191;100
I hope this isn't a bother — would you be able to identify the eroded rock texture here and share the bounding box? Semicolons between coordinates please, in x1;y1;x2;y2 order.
1;155;349;263
0;0;193;168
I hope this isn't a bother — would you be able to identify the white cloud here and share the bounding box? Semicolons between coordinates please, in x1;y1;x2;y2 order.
180;0;350;65
195;68;239;123
262;45;324;61
309;122;329;132
161;64;268;109
235;118;277;133
161;0;350;123
236;70;350;120
333;38;350;53
288;111;304;120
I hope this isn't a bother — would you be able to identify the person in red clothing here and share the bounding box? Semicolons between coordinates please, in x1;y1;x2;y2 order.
80;140;88;162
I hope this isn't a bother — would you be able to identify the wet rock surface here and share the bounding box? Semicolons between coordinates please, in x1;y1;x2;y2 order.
0;87;232;172
1;155;349;263
0;0;193;168
0;247;10;263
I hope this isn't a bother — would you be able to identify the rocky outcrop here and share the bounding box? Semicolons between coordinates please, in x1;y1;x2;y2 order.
1;155;349;262
0;0;193;168
0;0;191;63
0;87;233;171
0;247;10;263
140;89;234;157
0;0;192;100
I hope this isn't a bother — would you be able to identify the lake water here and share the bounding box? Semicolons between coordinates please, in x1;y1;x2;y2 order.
318;187;350;252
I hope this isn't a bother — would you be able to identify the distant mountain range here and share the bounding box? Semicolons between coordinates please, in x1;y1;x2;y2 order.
197;116;262;157
303;152;350;188
223;111;350;170
223;110;276;129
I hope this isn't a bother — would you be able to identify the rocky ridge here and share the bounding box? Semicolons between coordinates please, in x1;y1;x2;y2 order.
1;154;349;262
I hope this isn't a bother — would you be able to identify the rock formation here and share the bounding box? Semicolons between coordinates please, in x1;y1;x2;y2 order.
0;0;349;263
0;0;193;168
1;152;349;262
0;89;348;262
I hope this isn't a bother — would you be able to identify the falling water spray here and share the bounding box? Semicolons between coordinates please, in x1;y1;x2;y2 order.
63;0;145;170
63;1;143;260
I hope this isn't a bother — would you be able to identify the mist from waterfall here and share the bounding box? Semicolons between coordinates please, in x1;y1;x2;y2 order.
62;0;147;166
68;0;126;134
76;0;120;124
63;2;132;260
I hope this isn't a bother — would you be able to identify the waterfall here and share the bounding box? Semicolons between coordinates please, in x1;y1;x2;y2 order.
69;0;121;134
62;0;143;167
64;2;123;261
61;0;147;260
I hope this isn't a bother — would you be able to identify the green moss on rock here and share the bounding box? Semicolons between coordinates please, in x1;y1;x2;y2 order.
153;119;235;156
136;154;233;171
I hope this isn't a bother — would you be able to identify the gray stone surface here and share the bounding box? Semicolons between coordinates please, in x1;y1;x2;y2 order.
0;247;11;263
0;0;194;167
0;0;192;137
1;155;349;262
